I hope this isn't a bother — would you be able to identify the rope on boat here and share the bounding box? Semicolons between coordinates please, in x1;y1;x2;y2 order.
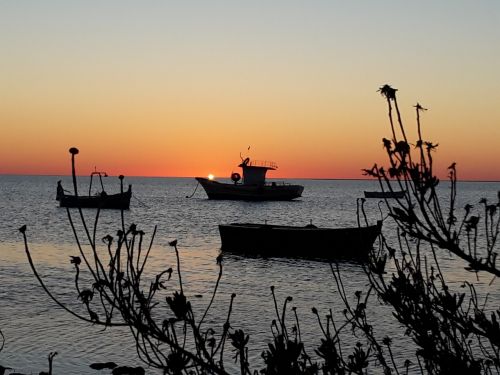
133;194;149;208
186;181;200;198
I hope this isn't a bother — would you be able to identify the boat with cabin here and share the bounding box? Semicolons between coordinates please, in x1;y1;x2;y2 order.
195;157;304;201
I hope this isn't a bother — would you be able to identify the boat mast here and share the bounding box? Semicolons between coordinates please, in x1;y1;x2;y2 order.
89;167;108;196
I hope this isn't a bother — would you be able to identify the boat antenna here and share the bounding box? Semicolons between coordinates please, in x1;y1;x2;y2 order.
240;146;251;162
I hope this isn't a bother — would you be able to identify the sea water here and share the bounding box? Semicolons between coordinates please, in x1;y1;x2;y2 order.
0;175;498;374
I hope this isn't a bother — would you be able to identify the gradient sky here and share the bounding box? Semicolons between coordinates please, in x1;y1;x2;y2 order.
1;1;499;180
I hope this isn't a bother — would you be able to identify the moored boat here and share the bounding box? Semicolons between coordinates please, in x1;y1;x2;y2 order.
56;147;132;210
364;190;405;199
195;157;304;201
57;182;132;209
219;221;382;259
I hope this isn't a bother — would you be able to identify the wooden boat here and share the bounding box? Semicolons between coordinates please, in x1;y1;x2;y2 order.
195;157;304;201
57;182;132;209
364;190;405;199
56;148;132;210
219;221;382;259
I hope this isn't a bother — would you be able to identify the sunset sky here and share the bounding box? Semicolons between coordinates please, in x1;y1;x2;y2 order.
1;1;499;180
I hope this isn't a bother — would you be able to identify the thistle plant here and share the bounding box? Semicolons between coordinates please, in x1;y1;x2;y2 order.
355;85;500;373
20;217;237;373
365;85;500;276
19;213;370;374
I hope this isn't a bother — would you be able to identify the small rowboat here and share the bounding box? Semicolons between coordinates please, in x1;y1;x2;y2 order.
219;221;381;259
56;147;132;210
57;184;132;209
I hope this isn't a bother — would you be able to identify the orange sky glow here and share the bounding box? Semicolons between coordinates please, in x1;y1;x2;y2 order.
1;2;500;181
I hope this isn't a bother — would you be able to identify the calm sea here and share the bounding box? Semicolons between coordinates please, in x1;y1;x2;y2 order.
0;175;498;374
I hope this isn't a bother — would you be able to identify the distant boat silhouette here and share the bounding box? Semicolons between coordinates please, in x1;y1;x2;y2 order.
195;156;304;201
56;148;132;209
364;190;405;199
219;221;381;259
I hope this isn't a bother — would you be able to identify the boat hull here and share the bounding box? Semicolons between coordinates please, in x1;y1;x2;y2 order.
195;177;303;201
364;190;405;199
58;186;132;209
219;221;381;259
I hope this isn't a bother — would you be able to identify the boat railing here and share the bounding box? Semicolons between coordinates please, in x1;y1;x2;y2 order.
247;160;278;169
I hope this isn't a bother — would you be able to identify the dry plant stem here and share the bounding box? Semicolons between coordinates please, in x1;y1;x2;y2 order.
384;94;397;143
0;329;4;352
393;95;408;145
330;263;392;374
172;244;184;295
67;206;230;373
139;225;157;275
198;260;224;329
215;294;237;365
20;228;126;326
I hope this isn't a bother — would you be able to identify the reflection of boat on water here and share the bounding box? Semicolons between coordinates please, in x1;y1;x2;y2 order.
364;190;405;199
56;148;132;210
219;221;381;259
195;157;304;201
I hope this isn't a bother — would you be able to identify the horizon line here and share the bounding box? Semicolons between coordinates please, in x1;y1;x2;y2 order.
1;173;499;183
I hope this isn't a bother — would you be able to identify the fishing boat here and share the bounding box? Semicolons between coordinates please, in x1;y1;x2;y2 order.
364;190;405;199
56;148;132;210
219;221;382;259
195;157;304;201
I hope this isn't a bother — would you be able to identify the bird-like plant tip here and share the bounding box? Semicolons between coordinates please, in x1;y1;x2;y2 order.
18;225;27;234
378;84;397;100
119;175;124;180
414;102;427;112
216;254;223;264
69;147;79;155
168;240;178;247
102;235;113;244
383;337;392;346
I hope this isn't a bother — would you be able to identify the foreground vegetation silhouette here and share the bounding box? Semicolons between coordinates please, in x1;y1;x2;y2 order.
7;86;500;374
